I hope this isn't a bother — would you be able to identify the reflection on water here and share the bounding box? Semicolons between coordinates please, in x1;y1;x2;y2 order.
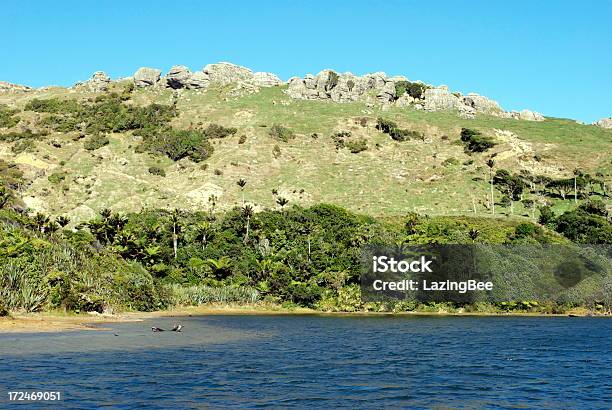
1;315;610;408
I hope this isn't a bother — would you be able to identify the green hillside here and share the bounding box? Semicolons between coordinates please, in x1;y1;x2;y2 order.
0;81;610;223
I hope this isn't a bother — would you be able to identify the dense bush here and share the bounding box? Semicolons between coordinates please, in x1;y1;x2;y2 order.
203;123;238;139
395;81;428;100
148;166;166;177
84;134;109;151
345;139;368;153
0;129;48;143
136;128;214;162
27;95;175;135
376;118;421;141
0;104;19;128
460;128;496;152
269;124;295;142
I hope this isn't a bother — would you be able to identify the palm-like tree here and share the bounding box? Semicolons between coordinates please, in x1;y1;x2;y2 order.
169;209;182;259
468;228;480;242
208;194;218;213
33;213;50;234
206;256;232;280
242;204;254;244
237;178;247;204
276;197;289;211
56;215;70;228
486;159;495;214
193;221;214;250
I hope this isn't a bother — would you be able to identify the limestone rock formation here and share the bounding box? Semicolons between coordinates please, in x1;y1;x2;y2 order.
133;67;161;87
80;71;111;92
462;93;502;114
504;109;545;121
0;81;32;94
186;71;209;89
202;62;253;85
166;65;192;89
251;72;282;87
593;117;612;129
422;86;463;111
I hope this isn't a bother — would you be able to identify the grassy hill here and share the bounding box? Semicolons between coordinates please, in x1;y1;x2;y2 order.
1;81;610;224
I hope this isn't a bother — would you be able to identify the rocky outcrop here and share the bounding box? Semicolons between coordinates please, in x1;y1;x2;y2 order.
503;109;545;121
593;117;612;129
79;71;111;92
283;68;507;116
0;81;32;94
165;65;192;89
202;62;253;85
133;67;161;87
250;72;282;87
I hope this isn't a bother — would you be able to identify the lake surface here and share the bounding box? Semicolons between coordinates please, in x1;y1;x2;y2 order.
0;315;610;409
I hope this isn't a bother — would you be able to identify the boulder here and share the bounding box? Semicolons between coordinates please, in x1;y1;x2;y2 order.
286;77;318;99
329;73;371;103
202;62;253;84
251;72;282;87
83;71;111;92
422;86;463;111
462;93;502;113
133;67;161;87
377;80;396;102
593;117;612;129
514;109;544;121
166;65;192;89
315;69;339;94
186;71;210;89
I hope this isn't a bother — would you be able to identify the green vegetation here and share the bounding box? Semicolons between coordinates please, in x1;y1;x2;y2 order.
0;104;19;128
136;128;214;162
83;134;109;151
269;124;295;142
376;117;423;141
394;81;428;100
460;127;496;152
148;166;166;177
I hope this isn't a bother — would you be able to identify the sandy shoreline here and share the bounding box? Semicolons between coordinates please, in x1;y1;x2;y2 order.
0;305;608;334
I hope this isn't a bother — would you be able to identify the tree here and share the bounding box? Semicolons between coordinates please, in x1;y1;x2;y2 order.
56;215;70;228
493;170;525;215
468;228;480;242
486;159;495;214
242;204;254;244
33;213;50;234
237;178;247;204
168;209;182;259
276;197;289;211
193;220;214;250
208;194;218;213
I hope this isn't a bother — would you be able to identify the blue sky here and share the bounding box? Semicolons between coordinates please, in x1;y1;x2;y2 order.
2;0;611;122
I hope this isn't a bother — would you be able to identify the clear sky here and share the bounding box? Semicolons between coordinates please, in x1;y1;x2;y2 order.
2;0;611;122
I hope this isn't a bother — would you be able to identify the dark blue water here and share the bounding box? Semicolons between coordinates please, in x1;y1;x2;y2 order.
0;315;610;409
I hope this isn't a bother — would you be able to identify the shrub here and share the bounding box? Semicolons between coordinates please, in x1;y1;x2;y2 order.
272;145;281;159
376;118;419;142
460;128;495;153
345;139;368;153
84;134;109;151
331;131;351;149
204;124;238;139
148;166;166;177
25;98;80;114
238;135;247;144
47;172;66;184
0;105;19;128
442;157;460;166
11;140;35;154
137;129;214;162
0;129;48;143
395;81;428;100
269;125;295;142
